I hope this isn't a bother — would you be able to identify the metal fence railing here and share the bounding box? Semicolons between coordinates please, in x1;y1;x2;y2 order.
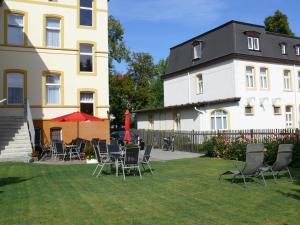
134;129;300;153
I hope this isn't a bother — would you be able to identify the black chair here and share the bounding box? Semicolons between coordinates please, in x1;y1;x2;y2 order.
92;143;113;177
98;142;108;156
141;145;154;174
121;147;142;180
54;141;66;160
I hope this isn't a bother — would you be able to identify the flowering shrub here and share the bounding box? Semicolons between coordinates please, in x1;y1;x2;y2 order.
200;134;299;166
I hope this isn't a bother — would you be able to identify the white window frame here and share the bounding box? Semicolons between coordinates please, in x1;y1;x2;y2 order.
285;106;293;128
211;110;228;131
173;112;181;131
80;43;94;72
45;75;61;105
296;46;300;56
7;13;24;45
7;73;24;105
248;37;259;51
259;67;268;89
79;0;93;26
281;44;287;55
193;42;202;59
46;17;61;48
283;70;291;90
273;106;282;115
196;74;203;94
50;127;62;142
246;66;255;88
298;71;300;91
80;92;94;115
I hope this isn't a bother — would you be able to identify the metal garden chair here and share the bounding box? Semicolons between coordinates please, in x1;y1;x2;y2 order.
140;145;154;174
121;147;142;180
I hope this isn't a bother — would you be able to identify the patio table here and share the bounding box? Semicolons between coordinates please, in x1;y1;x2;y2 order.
65;145;78;161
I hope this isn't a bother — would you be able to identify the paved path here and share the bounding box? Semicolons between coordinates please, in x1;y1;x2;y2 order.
140;149;204;161
35;149;204;165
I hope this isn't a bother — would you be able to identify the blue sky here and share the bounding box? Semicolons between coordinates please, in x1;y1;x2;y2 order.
109;0;300;73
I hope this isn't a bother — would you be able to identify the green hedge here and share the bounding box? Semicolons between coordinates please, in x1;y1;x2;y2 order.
199;135;300;167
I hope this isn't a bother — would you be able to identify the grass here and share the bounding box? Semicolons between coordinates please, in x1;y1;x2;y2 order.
0;158;299;225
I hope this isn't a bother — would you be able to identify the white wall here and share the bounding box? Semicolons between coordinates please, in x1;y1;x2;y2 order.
164;60;236;107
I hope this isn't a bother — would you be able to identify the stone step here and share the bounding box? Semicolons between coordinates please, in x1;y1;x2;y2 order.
0;155;32;163
0;117;24;122
0;129;29;135
0;135;30;141
0;149;32;154
1;142;32;148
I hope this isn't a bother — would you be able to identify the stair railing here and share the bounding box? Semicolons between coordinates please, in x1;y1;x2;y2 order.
24;99;35;149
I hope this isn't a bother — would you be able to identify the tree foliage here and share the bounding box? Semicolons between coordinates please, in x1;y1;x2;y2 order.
264;10;294;36
108;15;129;73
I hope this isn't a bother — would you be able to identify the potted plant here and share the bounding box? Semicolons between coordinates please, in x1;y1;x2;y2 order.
84;144;97;164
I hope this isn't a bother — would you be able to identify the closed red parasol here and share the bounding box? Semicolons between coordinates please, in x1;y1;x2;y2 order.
124;110;131;142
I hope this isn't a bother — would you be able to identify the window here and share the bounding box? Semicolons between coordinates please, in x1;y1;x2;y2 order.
46;75;61;105
273;106;281;115
80;44;93;72
80;92;94;115
247;37;259;51
7;13;25;45
193;42;202;59
50;128;62;142
259;68;269;89
246;66;255;88
245;106;254;116
7;73;24;105
285;106;293;128
196;74;203;94
280;44;287;55
148;114;154;130
283;70;292;90
173;112;181;131
211;110;228;130
296;46;300;56
79;0;93;26
46;17;61;48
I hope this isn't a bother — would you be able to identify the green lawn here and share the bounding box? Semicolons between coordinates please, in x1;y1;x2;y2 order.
0;158;299;225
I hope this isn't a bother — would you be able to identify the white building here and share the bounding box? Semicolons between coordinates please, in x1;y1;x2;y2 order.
136;21;300;131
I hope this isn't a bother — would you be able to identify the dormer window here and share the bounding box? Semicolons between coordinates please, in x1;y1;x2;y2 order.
295;45;300;56
193;40;203;60
247;37;260;51
280;43;287;55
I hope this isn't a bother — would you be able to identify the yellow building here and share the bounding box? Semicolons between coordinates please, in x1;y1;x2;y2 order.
0;0;110;160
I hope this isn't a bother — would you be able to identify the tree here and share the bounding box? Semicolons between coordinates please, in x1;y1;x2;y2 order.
264;10;294;36
108;16;129;73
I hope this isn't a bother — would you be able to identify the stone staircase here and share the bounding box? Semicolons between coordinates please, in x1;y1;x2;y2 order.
0;116;33;162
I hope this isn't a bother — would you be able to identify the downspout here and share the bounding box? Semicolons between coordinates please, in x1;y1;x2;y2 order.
293;64;298;128
195;107;205;131
188;72;191;103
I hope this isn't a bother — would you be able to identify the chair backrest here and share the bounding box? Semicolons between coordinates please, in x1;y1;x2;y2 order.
143;145;153;162
242;144;264;175
110;139;119;146
98;142;107;154
54;141;64;154
78;142;86;153
93;144;102;163
107;144;120;155
125;147;140;165
272;144;294;171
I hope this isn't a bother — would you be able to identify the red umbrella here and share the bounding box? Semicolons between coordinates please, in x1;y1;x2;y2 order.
124;110;131;142
51;112;104;139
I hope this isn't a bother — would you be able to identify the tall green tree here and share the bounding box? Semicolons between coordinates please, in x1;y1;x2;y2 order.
264;10;294;36
108;16;129;73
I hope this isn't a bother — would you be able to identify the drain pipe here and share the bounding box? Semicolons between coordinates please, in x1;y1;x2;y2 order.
293;64;298;128
195;107;205;130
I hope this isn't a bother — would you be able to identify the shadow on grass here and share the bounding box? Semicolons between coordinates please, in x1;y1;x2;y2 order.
278;189;300;201
0;177;35;188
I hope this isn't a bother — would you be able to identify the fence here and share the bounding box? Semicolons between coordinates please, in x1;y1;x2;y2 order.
134;129;300;153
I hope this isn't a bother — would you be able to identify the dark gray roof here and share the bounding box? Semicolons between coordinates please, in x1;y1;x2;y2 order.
164;20;300;78
134;97;241;113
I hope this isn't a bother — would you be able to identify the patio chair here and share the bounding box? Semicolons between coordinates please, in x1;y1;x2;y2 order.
72;141;85;160
219;144;266;186
121;147;142;180
260;144;294;182
93;145;117;177
140;145;154;174
98;142;108;157
53;141;66;160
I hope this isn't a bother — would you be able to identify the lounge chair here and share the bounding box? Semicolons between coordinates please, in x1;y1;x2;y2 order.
260;144;294;182
140;145;154;174
121;147;142;180
219;143;266;186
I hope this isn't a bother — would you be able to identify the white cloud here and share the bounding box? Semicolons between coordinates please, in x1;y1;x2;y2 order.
110;0;227;23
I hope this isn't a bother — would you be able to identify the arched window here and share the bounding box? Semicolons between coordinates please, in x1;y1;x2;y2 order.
211;110;228;130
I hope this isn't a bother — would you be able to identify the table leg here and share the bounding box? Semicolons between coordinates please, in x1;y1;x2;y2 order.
116;158;118;177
